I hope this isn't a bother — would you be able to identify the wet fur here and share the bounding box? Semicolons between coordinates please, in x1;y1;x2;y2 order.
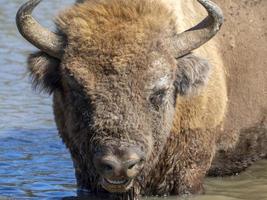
209;118;267;176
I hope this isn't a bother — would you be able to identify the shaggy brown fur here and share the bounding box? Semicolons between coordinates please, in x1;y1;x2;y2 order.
26;0;267;199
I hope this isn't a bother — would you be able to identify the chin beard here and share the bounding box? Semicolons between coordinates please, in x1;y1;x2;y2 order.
77;177;142;200
101;180;141;200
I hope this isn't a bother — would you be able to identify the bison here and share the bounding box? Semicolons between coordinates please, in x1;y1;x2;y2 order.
16;0;267;199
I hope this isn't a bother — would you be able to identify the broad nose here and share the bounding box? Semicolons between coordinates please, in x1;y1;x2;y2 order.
93;149;145;179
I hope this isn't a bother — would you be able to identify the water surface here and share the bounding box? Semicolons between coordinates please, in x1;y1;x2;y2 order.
0;0;266;199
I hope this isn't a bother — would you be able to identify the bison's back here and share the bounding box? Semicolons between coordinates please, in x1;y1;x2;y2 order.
215;0;267;132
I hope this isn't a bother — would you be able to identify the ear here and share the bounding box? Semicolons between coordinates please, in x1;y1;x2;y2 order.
174;54;211;96
27;51;61;94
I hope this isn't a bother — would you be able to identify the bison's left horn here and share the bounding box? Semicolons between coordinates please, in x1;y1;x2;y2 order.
174;0;224;58
16;0;64;59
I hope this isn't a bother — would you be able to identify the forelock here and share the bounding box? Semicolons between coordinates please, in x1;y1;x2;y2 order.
55;0;177;48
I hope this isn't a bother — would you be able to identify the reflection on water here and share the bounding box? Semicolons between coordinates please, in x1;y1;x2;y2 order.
0;0;266;199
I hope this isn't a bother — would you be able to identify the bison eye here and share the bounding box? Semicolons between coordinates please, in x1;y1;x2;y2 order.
149;89;167;108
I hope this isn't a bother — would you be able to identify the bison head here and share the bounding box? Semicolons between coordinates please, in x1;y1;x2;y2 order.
17;0;223;194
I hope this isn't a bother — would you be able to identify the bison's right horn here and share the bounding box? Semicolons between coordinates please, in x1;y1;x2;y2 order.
173;0;224;58
16;0;64;59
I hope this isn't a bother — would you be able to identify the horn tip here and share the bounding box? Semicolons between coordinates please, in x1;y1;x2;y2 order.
16;0;43;35
16;0;42;19
197;0;224;27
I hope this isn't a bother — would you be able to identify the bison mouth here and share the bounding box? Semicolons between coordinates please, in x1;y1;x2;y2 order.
101;177;134;193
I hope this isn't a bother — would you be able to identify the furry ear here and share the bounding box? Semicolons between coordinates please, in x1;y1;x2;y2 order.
174;54;211;96
27;52;61;94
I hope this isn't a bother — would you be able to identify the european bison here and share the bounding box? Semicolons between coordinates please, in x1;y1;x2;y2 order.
16;0;267;199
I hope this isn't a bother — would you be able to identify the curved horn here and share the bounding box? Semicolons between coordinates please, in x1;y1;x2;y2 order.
174;0;224;58
16;0;64;59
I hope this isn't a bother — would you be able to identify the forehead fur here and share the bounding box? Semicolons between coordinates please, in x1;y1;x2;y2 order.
56;0;177;56
56;0;176;37
55;0;178;87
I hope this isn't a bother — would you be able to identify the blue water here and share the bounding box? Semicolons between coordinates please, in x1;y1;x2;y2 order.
0;0;267;199
0;0;77;198
0;130;76;198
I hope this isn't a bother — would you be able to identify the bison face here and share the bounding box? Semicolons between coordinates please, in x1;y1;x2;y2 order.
28;48;211;193
59;47;178;193
18;0;223;195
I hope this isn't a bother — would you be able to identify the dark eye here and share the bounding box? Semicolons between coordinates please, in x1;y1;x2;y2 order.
149;89;167;108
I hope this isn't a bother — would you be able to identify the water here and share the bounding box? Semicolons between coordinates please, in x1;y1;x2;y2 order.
0;0;267;199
